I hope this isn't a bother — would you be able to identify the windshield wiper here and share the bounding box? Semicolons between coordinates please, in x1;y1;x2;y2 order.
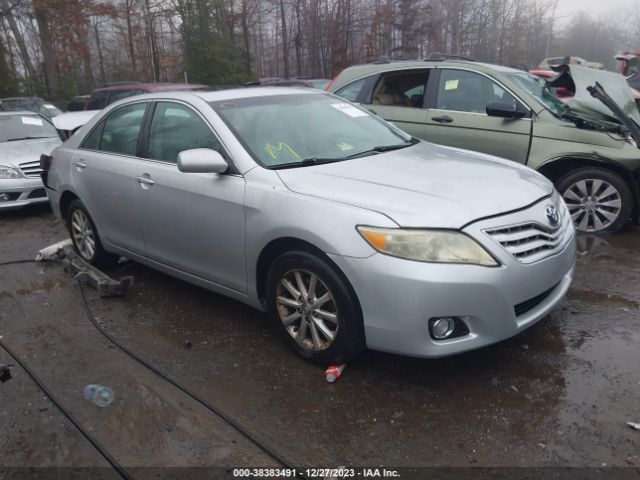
345;137;419;158
268;138;419;169
5;136;56;142
269;157;347;170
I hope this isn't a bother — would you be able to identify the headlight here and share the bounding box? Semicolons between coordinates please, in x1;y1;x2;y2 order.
357;226;499;266
0;165;23;179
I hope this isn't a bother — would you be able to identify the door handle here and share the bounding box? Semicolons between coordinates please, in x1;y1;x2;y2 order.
73;160;87;169
432;115;453;124
136;175;155;186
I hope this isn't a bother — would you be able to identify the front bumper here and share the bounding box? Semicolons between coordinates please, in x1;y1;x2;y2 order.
0;177;49;210
329;201;577;358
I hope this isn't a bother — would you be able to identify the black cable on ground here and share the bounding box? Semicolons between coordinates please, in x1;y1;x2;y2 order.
76;280;307;478
0;338;132;480
0;259;44;267
1;258;131;479
0;258;62;267
1;257;306;477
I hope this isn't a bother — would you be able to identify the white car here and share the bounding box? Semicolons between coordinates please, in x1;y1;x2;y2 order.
539;56;604;70
0;111;61;209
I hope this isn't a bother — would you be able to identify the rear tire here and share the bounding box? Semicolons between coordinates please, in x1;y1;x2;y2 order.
66;199;115;267
556;167;632;233
265;250;365;364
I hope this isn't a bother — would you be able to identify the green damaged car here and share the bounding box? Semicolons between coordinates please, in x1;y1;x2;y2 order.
328;59;640;233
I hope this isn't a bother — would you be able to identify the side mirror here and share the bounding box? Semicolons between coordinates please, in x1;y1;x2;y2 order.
486;101;528;119
177;148;228;174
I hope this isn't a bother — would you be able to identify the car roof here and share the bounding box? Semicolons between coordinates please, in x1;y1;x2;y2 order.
91;83;206;93
0;96;44;102
338;59;526;76
0;110;42;116
193;86;323;102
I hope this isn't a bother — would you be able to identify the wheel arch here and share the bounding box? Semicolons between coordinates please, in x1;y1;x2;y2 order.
537;155;640;222
255;237;362;313
59;190;80;223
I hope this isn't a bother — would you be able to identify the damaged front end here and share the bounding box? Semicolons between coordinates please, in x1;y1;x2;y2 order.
548;65;640;147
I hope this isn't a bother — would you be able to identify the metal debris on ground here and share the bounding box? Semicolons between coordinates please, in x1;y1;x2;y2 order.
325;364;346;383
0;363;14;383
34;238;73;261
627;422;640;430
36;240;133;298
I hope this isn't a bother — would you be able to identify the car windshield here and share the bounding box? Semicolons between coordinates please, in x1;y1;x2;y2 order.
211;93;412;168
37;103;63;117
0;114;58;142
505;72;567;116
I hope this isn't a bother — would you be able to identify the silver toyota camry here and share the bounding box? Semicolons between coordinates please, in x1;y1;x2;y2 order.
43;88;576;363
0;111;61;209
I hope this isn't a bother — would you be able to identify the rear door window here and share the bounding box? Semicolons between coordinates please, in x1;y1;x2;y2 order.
372;70;429;108
147;102;222;163
82;102;147;156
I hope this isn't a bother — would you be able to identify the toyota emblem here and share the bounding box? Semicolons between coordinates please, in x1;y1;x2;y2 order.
545;205;560;226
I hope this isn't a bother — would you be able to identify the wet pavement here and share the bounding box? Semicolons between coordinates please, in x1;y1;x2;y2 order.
1;205;639;475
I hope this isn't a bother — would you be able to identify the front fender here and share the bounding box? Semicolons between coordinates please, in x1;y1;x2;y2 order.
243;168;398;302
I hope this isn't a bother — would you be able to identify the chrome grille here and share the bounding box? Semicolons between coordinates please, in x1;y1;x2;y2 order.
484;206;573;264
19;160;43;178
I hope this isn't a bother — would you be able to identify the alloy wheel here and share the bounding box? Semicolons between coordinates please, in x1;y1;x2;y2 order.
70;209;96;260
275;269;339;352
562;178;622;232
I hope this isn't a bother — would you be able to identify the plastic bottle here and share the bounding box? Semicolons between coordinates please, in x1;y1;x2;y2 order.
84;384;114;407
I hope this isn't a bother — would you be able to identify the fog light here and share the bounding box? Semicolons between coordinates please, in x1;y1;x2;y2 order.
431;317;456;339
0;193;10;202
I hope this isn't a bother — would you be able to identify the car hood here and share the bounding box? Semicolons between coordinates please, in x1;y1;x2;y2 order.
551;65;640;125
52;110;99;132
276;142;553;228
0;137;61;167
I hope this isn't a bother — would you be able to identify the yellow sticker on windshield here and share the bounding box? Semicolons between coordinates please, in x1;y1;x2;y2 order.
338;142;354;152
265;142;301;160
444;79;459;91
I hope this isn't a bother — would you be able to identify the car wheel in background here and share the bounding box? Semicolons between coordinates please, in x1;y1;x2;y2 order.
265;250;365;364
557;167;632;233
66;199;114;267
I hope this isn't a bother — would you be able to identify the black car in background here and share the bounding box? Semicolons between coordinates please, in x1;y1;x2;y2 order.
66;95;90;112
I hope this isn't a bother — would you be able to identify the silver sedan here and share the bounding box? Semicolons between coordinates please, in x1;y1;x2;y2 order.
0;111;60;209
43;88;576;363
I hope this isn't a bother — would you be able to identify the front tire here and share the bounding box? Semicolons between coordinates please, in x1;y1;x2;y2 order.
556;167;632;233
66;199;114;267
265;250;365;364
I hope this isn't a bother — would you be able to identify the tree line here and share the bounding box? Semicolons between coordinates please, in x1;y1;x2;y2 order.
1;0;639;100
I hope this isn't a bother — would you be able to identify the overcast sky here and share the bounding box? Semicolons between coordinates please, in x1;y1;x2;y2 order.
555;0;635;19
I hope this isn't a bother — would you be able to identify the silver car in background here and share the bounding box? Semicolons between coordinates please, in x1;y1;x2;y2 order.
0;111;61;209
43;88;576;363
